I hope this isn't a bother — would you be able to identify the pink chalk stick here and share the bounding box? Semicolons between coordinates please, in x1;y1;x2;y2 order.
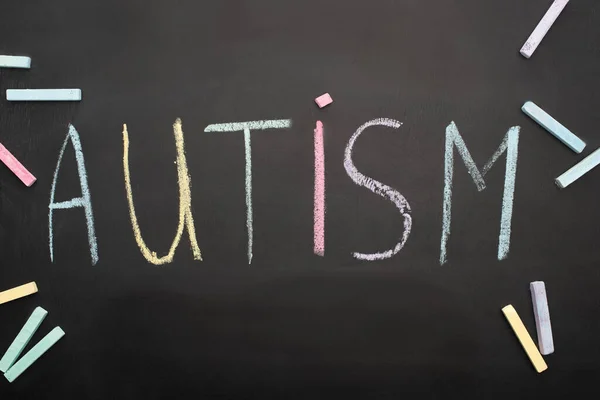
0;142;36;186
315;93;333;108
314;121;325;256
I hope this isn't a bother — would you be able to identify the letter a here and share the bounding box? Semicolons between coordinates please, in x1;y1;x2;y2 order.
122;118;202;265
49;124;99;265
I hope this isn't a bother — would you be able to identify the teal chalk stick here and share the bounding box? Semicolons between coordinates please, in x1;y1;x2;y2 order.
522;101;586;153
0;307;48;373
4;327;65;383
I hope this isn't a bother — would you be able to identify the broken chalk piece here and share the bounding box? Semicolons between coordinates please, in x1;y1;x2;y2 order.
0;142;37;186
520;0;569;58
522;101;585;153
530;282;554;355
315;93;333;108
502;304;548;373
555;147;600;189
0;282;38;306
0;307;48;373
6;89;81;101
0;56;31;69
4;327;65;383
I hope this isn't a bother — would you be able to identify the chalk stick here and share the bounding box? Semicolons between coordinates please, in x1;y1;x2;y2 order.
0;282;38;306
522;101;585;153
0;307;48;373
6;89;81;101
555;147;600;189
502;305;548;373
315;93;333;108
0;142;37;186
530;282;554;355
0;56;31;69
4;327;65;383
520;0;569;58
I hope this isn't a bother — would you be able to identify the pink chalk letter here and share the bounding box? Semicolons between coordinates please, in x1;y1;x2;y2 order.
315;93;333;108
0;142;36;186
314;121;325;256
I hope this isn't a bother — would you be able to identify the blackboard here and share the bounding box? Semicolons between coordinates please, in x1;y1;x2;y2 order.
1;0;599;398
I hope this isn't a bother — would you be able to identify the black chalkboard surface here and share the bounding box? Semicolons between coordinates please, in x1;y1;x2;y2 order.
1;0;600;398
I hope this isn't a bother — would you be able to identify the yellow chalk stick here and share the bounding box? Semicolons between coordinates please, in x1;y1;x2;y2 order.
502;305;548;373
0;283;38;306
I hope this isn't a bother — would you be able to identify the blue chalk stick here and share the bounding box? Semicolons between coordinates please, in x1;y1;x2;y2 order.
0;307;48;373
6;89;81;101
4;327;65;383
0;56;31;69
522;101;586;153
556;147;600;189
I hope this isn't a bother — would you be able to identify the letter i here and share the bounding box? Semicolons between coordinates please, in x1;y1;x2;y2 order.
314;121;325;256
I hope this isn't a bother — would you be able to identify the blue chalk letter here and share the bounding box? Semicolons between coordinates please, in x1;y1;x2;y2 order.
440;122;520;265
49;124;99;265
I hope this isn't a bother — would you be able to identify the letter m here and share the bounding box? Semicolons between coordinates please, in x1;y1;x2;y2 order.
440;122;520;265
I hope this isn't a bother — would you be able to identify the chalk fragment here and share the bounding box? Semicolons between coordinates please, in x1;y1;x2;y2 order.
555;147;600;189
530;281;554;355
0;307;48;373
7;89;81;101
0;56;31;69
502;305;548;373
0;142;36;186
0;283;38;306
4;327;65;383
520;0;569;58
522;101;585;153
315;93;333;108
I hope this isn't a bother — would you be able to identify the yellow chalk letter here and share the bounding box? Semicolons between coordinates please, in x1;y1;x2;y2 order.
122;118;202;265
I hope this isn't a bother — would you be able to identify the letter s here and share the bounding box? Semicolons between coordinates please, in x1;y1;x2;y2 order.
343;118;412;261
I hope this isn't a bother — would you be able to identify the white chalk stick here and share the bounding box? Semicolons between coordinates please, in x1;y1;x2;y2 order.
522;101;585;153
502;305;548;373
0;307;48;373
520;0;569;58
0;56;31;69
530;282;554;355
7;89;81;102
555;147;600;189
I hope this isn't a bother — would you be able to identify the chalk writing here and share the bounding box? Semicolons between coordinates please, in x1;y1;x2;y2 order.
122;119;202;265
314;121;325;256
343;118;412;261
440;122;520;264
49;124;99;265
42;116;526;267
204;119;292;264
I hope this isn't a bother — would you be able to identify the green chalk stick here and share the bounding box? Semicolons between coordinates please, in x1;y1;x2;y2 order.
4;327;65;383
0;307;48;373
